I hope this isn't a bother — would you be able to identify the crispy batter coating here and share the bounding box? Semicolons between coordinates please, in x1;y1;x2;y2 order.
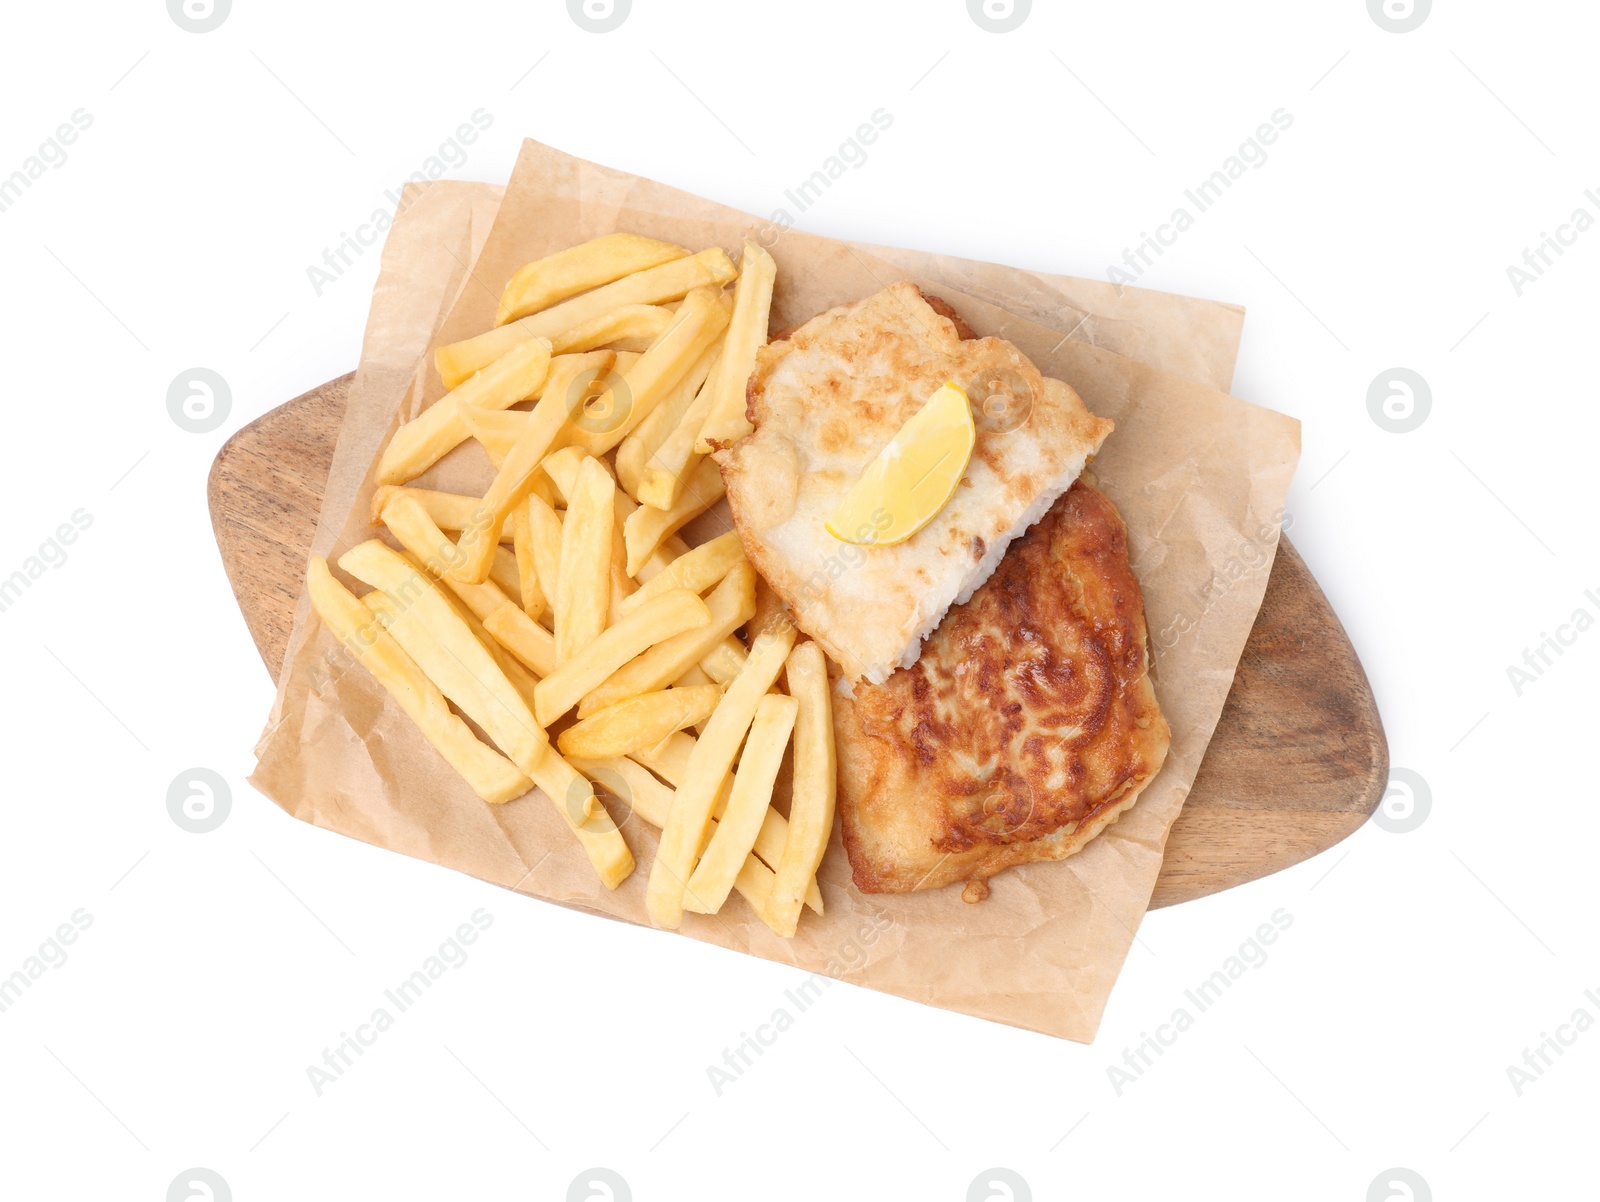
718;282;1112;685
834;480;1170;897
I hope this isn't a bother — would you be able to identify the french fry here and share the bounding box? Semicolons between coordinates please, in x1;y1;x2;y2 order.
379;337;551;484
523;743;635;890
754;813;822;916
480;605;560;681
533;589;711;727
615;344;719;499
451;352;636;588
496;233;689;327
436;248;737;389
541;445;687;581
636;363;716;510
673;686;720;746
546;351;637;409
554;456;615;662
570;756;674;825
606;518;637;619
696;240;776;452
458;352;633;467
447;369;579;585
363;587;539;719
578;561;755;716
380;493;558;677
365;486;538;558
569;756;792;928
564;287;733;458
646;621;796;929
510;504;546;621
531;471;558;509
648;750;821;915
337;541;550;775
628;727;821;915
557;685;721;759
617;530;744;617
356;565;622;865
489;547;525;609
377;565;544;705
525;494;564;613
623;458;725;575
733;858;777;922
381;494;497;609
305;557;529;804
551;352;650;457
472;612;544;708
550;304;675;354
539;443;610;498
770;641;837;935
683;692;798;914
673;664;716;689
455;409;525;469
369;485;510;537
637;538;692;583
672;665;725;739
629;730;696;786
699;637;748;685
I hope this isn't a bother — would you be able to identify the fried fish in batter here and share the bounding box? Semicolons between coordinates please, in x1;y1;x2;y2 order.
834;480;1170;900
718;282;1112;685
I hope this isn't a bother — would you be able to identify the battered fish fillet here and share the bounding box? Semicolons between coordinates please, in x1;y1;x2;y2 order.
717;282;1113;684
833;481;1171;899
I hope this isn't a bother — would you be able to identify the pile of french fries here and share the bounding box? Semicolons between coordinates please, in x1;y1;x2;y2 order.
307;233;835;938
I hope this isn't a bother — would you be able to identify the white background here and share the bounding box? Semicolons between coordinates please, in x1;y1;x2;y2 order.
1;1;1594;1199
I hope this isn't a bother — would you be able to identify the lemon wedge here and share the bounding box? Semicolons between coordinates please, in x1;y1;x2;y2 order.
825;381;975;546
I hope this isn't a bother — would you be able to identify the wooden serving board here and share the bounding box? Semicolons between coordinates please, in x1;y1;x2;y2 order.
211;375;1388;909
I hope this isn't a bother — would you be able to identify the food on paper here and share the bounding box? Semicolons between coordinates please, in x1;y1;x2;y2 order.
615;345;718;499
622;458;723;575
579;560;755;716
718;281;1113;685
496;232;689;327
550;304;676;356
379;336;551;485
435;247;736;388
646;622;796;930
768;640;836;936
833;482;1171;901
683;691;798;914
695;240;776;453
636;353;719;510
305;226;1163;931
617;529;743;617
532;588;711;727
557;684;722;759
306;557;529;805
552;455;615;662
337;539;549;776
565;286;731;456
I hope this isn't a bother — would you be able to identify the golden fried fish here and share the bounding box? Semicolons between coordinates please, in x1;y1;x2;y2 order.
833;480;1170;900
717;282;1112;685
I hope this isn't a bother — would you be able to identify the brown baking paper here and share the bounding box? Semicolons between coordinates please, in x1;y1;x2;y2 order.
252;140;1298;1043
